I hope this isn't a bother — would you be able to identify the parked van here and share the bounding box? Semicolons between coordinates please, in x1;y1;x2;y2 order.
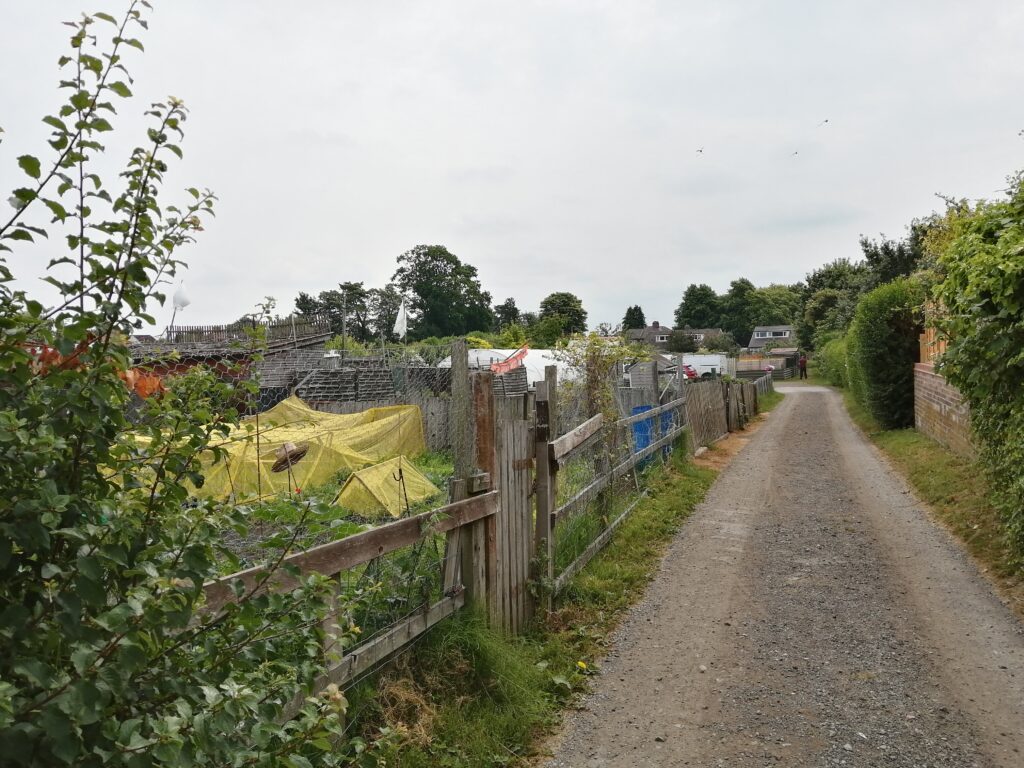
682;353;731;379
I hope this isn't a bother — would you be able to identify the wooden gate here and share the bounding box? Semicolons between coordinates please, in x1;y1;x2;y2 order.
492;394;534;632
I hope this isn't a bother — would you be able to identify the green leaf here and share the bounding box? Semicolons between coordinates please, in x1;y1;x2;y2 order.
107;81;132;98
93;12;117;24
42;115;68;132
43;199;68;222
18;155;41;179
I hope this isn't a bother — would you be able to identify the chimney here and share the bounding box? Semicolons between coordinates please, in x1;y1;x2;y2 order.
652;321;660;329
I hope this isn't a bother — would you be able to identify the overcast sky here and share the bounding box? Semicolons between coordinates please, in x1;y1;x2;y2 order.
3;1;1024;331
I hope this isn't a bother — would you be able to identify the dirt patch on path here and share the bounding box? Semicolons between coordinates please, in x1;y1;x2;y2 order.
692;408;773;471
545;386;1024;767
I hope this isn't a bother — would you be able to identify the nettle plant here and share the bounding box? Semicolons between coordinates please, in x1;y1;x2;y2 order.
0;5;364;766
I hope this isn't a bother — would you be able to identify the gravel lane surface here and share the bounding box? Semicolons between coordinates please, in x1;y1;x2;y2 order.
545;386;1024;767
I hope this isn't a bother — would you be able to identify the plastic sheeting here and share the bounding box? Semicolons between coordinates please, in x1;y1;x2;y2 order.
195;396;426;500
335;456;441;519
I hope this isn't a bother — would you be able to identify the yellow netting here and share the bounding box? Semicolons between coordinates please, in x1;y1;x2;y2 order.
335;456;441;519
194;396;426;500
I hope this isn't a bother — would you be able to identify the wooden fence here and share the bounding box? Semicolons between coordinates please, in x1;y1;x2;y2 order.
536;388;690;600
685;379;728;450
204;491;497;712
203;356;775;695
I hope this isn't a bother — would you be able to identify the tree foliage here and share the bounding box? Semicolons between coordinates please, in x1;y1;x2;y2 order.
621;305;646;330
934;174;1024;556
673;284;720;330
859;220;930;286
392;245;493;339
0;9;356;764
295;281;371;341
539;292;587;334
666;330;698;353
493;297;521;330
699;330;740;354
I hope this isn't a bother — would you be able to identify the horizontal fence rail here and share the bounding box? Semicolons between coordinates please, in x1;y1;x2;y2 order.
204;490;498;694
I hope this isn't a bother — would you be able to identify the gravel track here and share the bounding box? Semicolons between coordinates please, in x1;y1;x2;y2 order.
545;386;1024;767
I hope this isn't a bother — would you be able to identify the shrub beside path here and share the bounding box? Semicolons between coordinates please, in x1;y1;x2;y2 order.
546;385;1024;767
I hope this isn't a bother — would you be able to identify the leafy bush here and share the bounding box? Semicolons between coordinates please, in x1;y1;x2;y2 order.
666;330;698;353
817;335;848;387
935;173;1024;558
845;278;924;428
0;8;355;765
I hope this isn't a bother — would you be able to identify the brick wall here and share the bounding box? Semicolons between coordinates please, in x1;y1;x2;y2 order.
914;363;973;457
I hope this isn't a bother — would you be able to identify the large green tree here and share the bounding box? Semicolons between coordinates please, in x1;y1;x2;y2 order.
622;304;646;330
539;291;587;333
747;284;802;327
367;283;403;342
294;281;371;341
493;297;521;330
392;245;494;339
719;278;756;344
860;221;929;286
674;283;720;329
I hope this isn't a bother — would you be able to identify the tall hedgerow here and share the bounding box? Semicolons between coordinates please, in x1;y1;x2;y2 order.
845;278;924;429
0;5;362;765
816;334;848;388
935;173;1024;559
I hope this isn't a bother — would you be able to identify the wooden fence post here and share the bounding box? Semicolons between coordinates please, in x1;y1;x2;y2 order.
545;364;559;436
534;380;555;613
464;370;495;612
444;338;471;594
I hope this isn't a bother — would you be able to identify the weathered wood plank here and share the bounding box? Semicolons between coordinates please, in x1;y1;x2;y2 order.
319;592;465;688
463;371;495;607
204;491;497;612
615;396;686;427
533;380;554;613
554;491;647;594
551;423;687;526
549;413;604;462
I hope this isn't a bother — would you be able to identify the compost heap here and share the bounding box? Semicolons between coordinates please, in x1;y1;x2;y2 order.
335;456;440;519
196;396;426;500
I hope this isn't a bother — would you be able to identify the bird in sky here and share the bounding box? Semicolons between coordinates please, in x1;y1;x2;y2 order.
696;147;704;155
791;150;799;156
817;118;830;127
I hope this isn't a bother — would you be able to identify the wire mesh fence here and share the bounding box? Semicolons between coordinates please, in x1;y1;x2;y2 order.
537;357;689;594
129;325;482;682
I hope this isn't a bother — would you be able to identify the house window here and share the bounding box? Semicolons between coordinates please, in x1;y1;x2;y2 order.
755;331;769;338
771;330;790;338
656;335;668;343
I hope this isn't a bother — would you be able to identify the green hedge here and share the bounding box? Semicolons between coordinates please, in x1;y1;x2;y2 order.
817;336;848;388
935;176;1024;558
845;278;924;429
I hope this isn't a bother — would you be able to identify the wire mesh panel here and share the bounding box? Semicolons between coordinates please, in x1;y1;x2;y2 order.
549;394;687;591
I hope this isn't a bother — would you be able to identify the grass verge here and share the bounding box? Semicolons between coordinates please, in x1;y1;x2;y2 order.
840;389;1023;613
342;448;717;766
757;389;785;412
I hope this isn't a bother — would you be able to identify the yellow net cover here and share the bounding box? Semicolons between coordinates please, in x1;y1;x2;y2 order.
335;456;441;519
195;396;426;500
